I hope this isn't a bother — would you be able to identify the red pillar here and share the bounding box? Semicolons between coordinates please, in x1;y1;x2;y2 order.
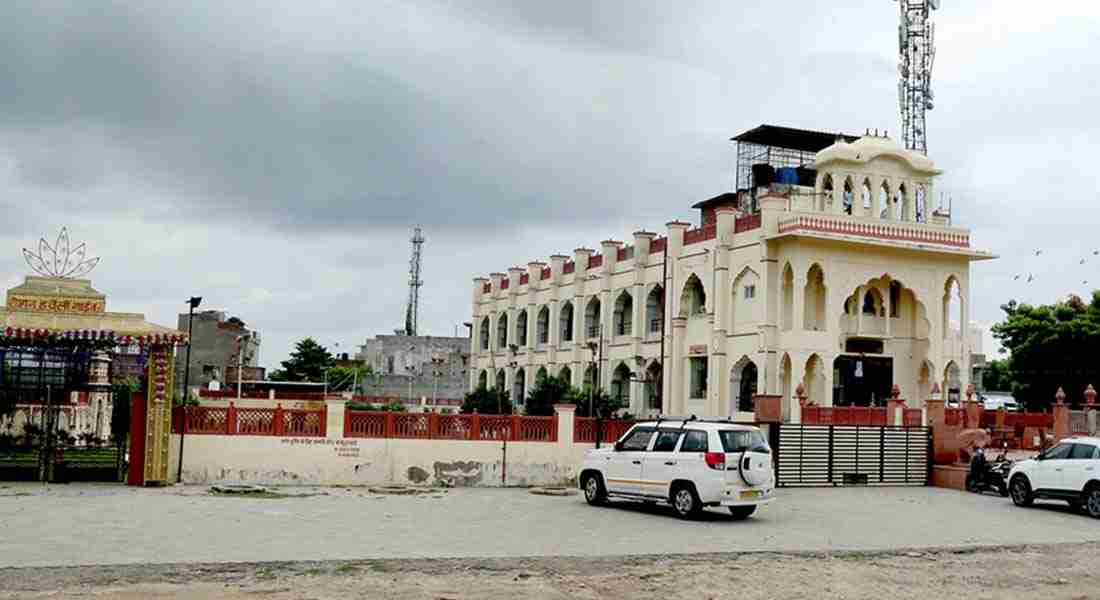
1053;387;1070;442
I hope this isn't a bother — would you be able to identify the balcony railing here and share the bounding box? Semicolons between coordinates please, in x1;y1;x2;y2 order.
777;214;970;248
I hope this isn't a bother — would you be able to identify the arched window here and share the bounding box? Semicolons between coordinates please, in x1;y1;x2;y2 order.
680;274;706;317
559;365;573;387
738;361;758;413
610;363;632;407
477;370;488;389
515;310;528;347
513;368;526;408
943;277;962;340
879;180;891;219
898;183;910;221
646;285;664;336
843;177;854;215
861;179;872;214
804;264;826;331
559;302;574;343
585;297;602;339
863;289;883;316
821;173;834;212
536;306;550;345
496;314;508;349
781;264;794;331
479;317;490;351
536;366;548;382
613;291;633;337
915;184;927;222
495;369;506;392
645;361;663;411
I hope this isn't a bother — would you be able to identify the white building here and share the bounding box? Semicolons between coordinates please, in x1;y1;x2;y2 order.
469;126;994;421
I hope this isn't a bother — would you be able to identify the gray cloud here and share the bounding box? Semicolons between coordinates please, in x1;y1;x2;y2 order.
2;1;1100;364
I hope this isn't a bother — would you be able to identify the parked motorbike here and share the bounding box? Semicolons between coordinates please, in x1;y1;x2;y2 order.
966;443;1012;497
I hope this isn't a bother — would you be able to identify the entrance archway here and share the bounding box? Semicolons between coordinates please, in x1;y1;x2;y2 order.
730;356;758;414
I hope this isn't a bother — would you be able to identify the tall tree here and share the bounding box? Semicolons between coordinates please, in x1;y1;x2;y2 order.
268;338;335;382
982;358;1014;393
524;374;573;416
461;385;511;415
992;292;1100;410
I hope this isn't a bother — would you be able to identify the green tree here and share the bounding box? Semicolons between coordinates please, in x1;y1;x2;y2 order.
325;365;360;391
524;374;573;416
991;292;1100;410
461;385;511;415
268;338;335;382
982;358;1014;393
570;385;626;418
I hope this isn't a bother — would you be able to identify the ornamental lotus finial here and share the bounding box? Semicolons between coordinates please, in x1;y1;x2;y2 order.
21;228;100;279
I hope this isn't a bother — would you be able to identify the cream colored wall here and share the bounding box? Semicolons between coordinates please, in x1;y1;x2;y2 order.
471;138;989;422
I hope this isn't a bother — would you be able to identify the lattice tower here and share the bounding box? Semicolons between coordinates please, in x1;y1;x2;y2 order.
404;226;425;336
896;0;938;154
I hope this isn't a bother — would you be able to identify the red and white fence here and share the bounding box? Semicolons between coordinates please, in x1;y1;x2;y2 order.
343;411;558;442
173;404;326;437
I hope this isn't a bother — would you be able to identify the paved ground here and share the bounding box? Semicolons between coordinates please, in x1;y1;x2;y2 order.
1;482;1097;569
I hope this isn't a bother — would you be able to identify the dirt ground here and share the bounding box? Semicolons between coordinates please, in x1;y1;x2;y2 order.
1;543;1097;600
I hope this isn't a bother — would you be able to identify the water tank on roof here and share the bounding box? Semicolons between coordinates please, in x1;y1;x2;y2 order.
776;167;799;185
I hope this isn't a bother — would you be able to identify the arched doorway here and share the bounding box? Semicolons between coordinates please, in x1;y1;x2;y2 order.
645;361;662;412
610;363;632;409
512;368;526;410
730;356;758;414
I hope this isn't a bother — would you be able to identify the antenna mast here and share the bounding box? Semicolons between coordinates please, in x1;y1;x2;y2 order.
896;0;938;155
404;226;425;336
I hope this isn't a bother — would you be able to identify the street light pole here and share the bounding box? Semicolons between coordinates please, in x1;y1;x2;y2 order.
235;335;245;402
178;296;202;484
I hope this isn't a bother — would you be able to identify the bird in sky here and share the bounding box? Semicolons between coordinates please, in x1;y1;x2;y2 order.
1027;274;1034;283
1013;274;1021;281
1035;249;1042;256
1081;259;1087;265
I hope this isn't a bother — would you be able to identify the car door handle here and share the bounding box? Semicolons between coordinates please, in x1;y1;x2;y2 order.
1054;468;1063;472
1086;467;1095;471
632;460;641;465
664;461;676;466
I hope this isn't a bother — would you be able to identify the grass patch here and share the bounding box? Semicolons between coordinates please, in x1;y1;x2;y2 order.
301;568;324;577
837;552;870;562
334;564;360;575
255;567;276;580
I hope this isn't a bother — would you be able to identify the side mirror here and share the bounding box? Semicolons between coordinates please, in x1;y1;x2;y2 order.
613;441;624;452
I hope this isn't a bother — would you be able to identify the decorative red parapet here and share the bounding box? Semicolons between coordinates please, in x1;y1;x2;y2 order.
683;223;717;246
777;214;970;248
587;254;603;269
563;260;575;274
734;213;762;233
519;273;529;285
649;237;667;254
500;279;510;290
540;266;552;280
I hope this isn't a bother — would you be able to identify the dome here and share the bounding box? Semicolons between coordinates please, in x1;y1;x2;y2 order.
814;135;940;175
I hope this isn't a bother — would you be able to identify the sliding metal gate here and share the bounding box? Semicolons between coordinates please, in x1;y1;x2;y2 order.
775;424;931;487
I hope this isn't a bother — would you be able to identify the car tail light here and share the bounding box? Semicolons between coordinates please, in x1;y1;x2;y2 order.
705;452;726;470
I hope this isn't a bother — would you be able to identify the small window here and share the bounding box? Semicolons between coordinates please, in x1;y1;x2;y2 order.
689;357;708;399
1040;443;1073;460
744;285;756;300
619;427;655;451
718;430;770;454
680;430;709;453
1069;444;1097;460
651;430;682;452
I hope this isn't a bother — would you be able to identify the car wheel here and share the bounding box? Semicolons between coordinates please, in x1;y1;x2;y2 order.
1084;486;1100;519
728;505;756;520
670;483;701;520
1010;475;1034;507
582;473;606;506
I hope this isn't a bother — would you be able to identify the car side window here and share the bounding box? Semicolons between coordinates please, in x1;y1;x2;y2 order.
679;430;709;453
619;427;655;451
650;430;682;453
1069;444;1097;459
1041;443;1073;460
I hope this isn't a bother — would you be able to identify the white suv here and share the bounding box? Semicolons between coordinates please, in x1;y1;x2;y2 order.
1008;436;1100;518
578;419;775;519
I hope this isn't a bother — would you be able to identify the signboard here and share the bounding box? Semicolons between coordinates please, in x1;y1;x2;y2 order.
689;344;708;355
7;295;104;314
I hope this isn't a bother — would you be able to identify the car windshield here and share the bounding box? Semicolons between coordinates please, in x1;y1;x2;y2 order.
718;430;770;454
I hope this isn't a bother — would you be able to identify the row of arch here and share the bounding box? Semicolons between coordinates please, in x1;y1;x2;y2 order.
477;286;669;351
475;361;665;411
818;173;929;222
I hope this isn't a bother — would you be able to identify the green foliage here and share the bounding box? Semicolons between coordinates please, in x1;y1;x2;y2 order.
524;374;573;416
325;365;360;391
461;385;511;415
991;293;1100;410
346;400;407;412
571;385;627;418
268;338;335;383
982;358;1014;393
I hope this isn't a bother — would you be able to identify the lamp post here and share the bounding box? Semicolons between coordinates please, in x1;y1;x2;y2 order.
585;336;602;448
234;334;246;402
430;356;445;406
177;296;202;484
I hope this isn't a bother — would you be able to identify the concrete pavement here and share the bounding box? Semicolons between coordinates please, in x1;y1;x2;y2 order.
0;483;1096;568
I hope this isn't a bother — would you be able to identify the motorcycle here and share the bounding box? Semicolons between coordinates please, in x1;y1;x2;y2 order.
966;443;1012;497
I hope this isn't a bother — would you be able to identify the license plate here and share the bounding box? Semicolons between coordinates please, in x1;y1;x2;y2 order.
739;490;761;500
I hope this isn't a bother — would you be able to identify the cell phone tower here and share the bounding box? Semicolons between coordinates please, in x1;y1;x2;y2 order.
404;226;425;337
896;0;938;155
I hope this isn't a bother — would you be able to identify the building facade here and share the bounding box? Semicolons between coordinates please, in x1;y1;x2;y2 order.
175;310;260;396
470;130;994;421
356;333;470;403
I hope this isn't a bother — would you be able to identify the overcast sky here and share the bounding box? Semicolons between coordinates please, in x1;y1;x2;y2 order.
2;1;1098;366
